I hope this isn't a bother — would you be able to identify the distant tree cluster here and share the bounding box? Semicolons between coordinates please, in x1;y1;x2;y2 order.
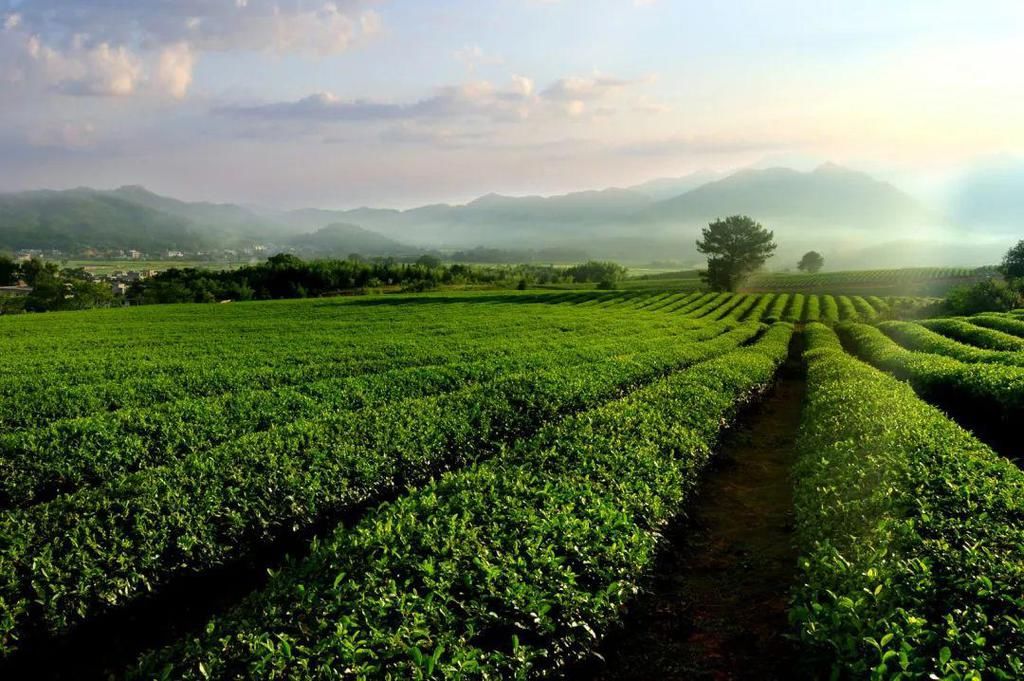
563;261;627;287
0;254;18;285
127;254;618;305
0;255;115;313
1001;240;1024;283
944;239;1024;315
945;279;1017;315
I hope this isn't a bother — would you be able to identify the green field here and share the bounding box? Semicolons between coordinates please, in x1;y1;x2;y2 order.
61;261;993;302
626;266;998;297
0;291;1021;679
742;266;999;296
64;259;254;275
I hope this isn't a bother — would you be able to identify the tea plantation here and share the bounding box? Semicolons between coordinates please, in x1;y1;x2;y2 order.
0;290;1020;679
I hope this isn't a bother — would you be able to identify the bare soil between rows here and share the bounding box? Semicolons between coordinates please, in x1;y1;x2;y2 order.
588;333;808;681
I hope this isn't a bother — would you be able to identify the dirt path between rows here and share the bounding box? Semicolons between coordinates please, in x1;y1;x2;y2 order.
589;333;807;680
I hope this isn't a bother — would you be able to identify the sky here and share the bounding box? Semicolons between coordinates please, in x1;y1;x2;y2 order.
1;0;1023;208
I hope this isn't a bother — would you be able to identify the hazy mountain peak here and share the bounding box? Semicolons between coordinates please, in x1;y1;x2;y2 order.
641;163;937;232
289;221;413;256
114;184;155;194
467;192;513;206
813;161;845;173
812;162;875;180
625;170;722;201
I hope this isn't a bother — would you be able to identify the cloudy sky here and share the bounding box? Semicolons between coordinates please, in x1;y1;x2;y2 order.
1;0;1022;207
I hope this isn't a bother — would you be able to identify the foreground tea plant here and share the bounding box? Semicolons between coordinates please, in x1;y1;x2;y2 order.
877;321;1024;367
838;322;1024;424
792;323;1024;679
920;318;1024;351
0;317;759;655
131;325;793;679
967;313;1024;339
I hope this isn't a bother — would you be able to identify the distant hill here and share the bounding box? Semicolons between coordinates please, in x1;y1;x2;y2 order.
0;190;203;252
280;188;654;248
640;163;938;232
107;186;296;241
462;188;652;220
0;186;326;255
0;163;988;267
0;186;303;253
272;164;945;264
283;191;650;251
278;207;382;233
288;223;417;257
624;171;722;201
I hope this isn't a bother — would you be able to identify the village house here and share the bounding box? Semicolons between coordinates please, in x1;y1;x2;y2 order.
0;285;33;297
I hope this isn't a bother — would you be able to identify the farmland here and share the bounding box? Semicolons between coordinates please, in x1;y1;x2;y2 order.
1;290;1022;680
624;266;994;297
742;267;999;296
63;260;255;276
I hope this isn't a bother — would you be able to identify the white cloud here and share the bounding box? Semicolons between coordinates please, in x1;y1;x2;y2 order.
1;26;199;99
156;43;196;99
511;75;535;97
75;43;142;96
21;37;143;96
360;10;383;37
220;77;542;124
220;72;645;126
264;3;358;57
542;75;637;101
1;1;382;100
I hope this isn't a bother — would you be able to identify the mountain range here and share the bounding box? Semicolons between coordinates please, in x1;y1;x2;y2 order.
1;161;1020;268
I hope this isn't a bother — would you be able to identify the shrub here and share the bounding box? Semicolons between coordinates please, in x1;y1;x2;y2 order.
945;279;1019;315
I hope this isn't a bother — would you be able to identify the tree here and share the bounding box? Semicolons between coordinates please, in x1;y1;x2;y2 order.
267;253;304;269
945;279;1019;315
415;254;442;269
695;215;777;291
18;258;59;286
23;267;67;312
563;261;627;284
797;251;825;274
64;279;116;310
1001;240;1024;282
0;255;18;285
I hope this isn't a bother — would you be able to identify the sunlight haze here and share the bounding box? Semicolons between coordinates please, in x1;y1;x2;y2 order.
2;0;1022;207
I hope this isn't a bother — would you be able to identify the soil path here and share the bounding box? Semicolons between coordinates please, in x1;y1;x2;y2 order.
590;333;807;681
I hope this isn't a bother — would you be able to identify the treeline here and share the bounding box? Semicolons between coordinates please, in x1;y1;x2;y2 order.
942;241;1024;315
129;255;627;305
0;256;115;313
